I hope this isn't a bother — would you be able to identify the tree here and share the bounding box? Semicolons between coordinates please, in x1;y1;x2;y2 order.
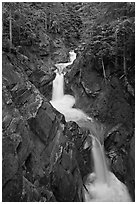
76;2;134;80
2;2;82;50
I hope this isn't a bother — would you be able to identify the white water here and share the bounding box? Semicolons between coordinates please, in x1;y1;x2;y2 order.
84;136;132;202
92;136;108;184
52;73;64;101
69;50;77;62
51;50;89;123
54;50;76;74
50;50;132;202
84;171;132;202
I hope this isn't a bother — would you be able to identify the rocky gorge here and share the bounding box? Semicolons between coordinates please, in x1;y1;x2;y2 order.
2;42;134;201
2;2;135;202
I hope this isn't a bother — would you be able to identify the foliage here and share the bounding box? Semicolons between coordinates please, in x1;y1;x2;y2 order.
77;2;135;81
2;2;82;49
2;2;135;86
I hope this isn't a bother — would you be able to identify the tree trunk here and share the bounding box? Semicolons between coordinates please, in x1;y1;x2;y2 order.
115;30;118;70
123;45;134;97
101;58;107;85
123;46;127;76
9;8;12;49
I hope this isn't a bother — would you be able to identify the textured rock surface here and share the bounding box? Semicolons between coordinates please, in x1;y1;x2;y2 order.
2;51;91;202
66;44;135;200
2;42;134;201
2;85;33;201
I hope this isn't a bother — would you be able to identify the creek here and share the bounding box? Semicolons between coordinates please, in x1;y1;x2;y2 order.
50;50;131;202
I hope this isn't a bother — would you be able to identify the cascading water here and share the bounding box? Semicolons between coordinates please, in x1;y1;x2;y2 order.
54;50;76;74
52;72;64;101
83;136;132;202
92;136;108;184
69;50;77;62
50;50;132;202
50;50;89;123
52;51;76;102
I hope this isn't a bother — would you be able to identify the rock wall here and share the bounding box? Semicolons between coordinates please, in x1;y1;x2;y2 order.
2;51;91;202
2;41;135;201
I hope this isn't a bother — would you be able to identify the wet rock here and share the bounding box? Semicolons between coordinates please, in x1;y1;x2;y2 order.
50;125;83;202
104;125;134;201
64;122;92;178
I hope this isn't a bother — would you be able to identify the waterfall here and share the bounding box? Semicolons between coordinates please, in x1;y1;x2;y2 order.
92;136;108;184
69;50;77;62
50;50;131;202
52;51;76;101
51;50;90;123
54;50;76;73
84;136;132;202
52;72;64;101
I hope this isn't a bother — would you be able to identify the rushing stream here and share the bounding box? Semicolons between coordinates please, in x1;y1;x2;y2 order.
50;50;132;202
84;136;131;202
50;51;89;123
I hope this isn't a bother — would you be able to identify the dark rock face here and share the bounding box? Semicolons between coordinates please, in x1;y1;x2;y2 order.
50;122;92;202
28;102;57;145
64;122;92;178
126;135;135;200
50;130;80;201
2;53;58;201
2;52;91;202
2;85;33;201
3;166;23;202
29;69;56;99
65;47;103;115
2;41;134;201
66;44;135;200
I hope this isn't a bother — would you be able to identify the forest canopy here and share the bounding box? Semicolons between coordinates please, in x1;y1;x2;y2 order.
2;2;135;88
